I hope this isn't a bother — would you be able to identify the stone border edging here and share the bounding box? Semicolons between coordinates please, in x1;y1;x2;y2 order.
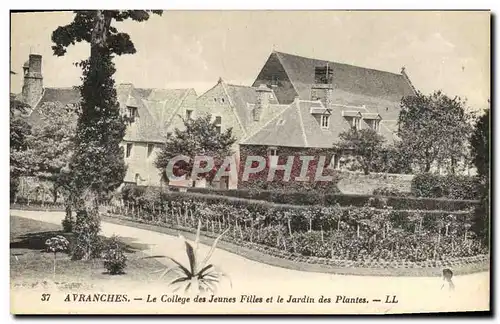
101;213;489;277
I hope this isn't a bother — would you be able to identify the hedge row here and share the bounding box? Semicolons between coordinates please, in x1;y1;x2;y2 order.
411;173;480;200
182;187;478;211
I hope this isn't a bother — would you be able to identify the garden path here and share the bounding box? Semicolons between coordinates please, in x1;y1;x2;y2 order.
10;209;489;314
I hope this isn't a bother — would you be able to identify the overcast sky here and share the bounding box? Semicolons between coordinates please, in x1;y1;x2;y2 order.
10;10;490;111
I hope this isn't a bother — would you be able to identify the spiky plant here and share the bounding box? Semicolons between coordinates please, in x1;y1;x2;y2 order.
159;220;231;294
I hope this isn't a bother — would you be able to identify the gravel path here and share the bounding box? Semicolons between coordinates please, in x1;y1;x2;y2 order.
10;209;490;314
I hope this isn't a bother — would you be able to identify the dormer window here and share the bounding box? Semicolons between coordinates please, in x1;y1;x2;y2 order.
320;115;330;129
367;119;380;132
126;107;137;124
345;116;360;130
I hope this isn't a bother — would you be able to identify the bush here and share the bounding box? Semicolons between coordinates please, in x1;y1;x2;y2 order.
72;206;101;260
61;205;73;232
102;235;127;275
373;187;410;197
411;173;480;200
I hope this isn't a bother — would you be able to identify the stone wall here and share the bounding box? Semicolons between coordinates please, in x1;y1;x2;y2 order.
336;171;414;195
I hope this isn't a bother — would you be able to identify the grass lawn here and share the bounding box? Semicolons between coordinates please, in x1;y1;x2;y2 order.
10;216;170;291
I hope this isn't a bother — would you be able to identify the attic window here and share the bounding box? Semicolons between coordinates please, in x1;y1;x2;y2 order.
214;98;217;102
314;65;333;84
126;107;137;123
271;75;279;87
321;115;330;129
214;116;222;134
221;98;225;103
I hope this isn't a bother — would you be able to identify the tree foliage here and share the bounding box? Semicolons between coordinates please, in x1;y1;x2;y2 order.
470;107;490;179
52;10;162;199
397;91;474;173
10;96;32;200
335;128;385;175
470;105;490;247
155;115;237;184
26;102;77;186
52;10;162;259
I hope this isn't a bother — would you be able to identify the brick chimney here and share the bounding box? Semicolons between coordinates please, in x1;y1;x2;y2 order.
311;83;334;109
254;84;272;121
22;54;43;108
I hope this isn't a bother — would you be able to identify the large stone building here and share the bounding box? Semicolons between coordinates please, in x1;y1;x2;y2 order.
18;54;197;188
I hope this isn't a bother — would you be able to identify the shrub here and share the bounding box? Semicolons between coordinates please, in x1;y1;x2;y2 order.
102;235;127;275
373;187;410;197
411;173;480;200
61;205;73;232
72;206;101;260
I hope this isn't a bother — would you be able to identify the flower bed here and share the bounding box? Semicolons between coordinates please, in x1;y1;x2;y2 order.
109;190;488;267
102;212;489;276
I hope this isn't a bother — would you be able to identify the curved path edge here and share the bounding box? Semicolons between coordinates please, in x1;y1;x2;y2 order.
100;214;490;277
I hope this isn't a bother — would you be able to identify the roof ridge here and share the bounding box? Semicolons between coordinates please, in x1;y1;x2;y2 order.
220;79;248;137
295;100;309;147
275;50;404;76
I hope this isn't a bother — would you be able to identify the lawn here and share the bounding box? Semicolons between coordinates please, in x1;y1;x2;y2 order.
10;216;169;291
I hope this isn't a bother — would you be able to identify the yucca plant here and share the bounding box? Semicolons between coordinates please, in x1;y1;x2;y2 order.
158;220;231;295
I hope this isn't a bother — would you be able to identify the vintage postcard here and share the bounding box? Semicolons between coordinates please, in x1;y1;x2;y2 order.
9;10;491;315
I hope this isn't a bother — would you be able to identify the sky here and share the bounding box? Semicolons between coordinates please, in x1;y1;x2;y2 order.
10;10;490;112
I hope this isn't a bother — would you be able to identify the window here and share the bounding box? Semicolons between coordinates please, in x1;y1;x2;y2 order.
126;143;133;158
221;98;225;103
321;115;330;129
268;147;278;156
349;117;360;130
271;75;279;87
186;109;193;120
214;98;217;102
127;107;137;123
166;132;172;139
147;143;154;157
214;116;222;134
369;120;380;132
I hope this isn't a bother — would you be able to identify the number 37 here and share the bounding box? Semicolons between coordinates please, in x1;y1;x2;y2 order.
41;294;51;301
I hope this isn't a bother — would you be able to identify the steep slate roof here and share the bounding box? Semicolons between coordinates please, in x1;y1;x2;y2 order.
211;79;285;135
27;87;81;127
117;85;196;143
273;51;416;102
242;99;398;148
25;84;195;144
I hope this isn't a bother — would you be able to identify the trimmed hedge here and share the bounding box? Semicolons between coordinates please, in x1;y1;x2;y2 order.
181;186;477;212
411;173;480;200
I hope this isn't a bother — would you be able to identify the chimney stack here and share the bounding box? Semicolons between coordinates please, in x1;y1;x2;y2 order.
311;83;333;109
22;54;43;109
254;84;272;121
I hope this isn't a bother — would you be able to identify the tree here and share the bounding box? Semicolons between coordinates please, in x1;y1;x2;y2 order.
335;128;385;175
398;91;474;173
51;10;162;260
470;107;490;179
10;97;32;201
470;106;490;247
25;102;78;201
155;115;236;185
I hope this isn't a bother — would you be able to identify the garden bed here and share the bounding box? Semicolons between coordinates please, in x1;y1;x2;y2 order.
102;213;490;277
